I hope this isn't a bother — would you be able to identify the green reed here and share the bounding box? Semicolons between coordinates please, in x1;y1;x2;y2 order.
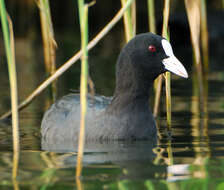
0;0;19;178
0;0;19;179
145;180;155;190
76;0;89;178
37;0;57;100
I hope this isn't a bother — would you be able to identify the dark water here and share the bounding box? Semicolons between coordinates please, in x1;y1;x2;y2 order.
1;20;224;190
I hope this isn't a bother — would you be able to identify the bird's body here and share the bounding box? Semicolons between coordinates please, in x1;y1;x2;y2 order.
41;33;188;142
41;93;156;141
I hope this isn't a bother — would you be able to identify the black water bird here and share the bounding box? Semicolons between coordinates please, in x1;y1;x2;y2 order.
41;33;188;142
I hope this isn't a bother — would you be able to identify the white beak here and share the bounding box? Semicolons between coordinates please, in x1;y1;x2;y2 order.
161;39;188;78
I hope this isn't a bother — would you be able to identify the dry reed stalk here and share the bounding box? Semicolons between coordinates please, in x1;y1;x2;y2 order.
164;72;171;128
162;0;172;128
154;0;172;128
0;0;134;121
121;0;135;41
37;0;57;100
76;177;83;190
12;179;19;190
153;77;162;117
147;0;159;108
191;76;210;172
185;0;204;113
200;0;209;72
131;0;136;35
147;0;156;34
186;0;209;161
161;0;173;164
200;0;209;115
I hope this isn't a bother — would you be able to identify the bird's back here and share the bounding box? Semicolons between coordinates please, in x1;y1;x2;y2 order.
41;93;112;141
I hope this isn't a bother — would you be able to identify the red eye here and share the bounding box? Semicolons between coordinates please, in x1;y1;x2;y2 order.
148;45;156;52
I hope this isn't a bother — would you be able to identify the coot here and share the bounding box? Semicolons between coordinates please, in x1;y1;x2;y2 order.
41;33;188;142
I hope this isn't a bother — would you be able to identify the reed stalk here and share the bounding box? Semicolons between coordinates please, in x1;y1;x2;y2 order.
147;0;159;109
12;178;19;190
154;1;172;124
200;0;209;115
121;0;135;41
153;77;162;117
153;1;169;117
164;73;171;127
76;177;83;190
200;0;209;72
185;0;204;113
131;0;136;35
0;0;19;179
37;0;57;100
191;76;210;177
162;0;171;128
0;0;134;121
186;0;209;160
76;0;89;178
147;0;156;34
145;181;155;190
161;0;173;165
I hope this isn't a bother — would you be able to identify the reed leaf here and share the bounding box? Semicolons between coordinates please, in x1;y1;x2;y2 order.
76;0;89;178
0;0;19;179
0;0;134;121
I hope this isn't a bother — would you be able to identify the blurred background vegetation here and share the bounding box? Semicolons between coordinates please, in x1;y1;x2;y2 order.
0;0;224;111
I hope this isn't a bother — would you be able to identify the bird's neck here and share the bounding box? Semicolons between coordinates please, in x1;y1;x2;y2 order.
107;70;154;114
114;78;153;101
106;52;157;114
114;59;155;99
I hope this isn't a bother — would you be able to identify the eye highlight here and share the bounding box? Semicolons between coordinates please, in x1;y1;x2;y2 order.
148;45;156;52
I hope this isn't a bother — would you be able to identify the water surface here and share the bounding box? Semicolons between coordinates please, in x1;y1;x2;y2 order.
0;26;224;190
